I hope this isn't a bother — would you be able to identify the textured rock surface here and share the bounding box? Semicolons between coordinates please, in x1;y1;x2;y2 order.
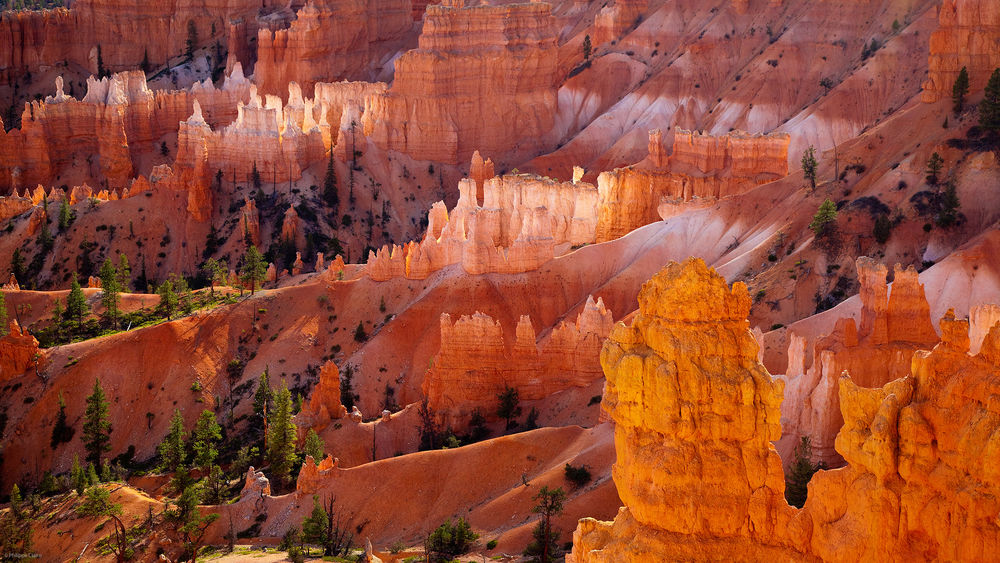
571;258;802;561
0;69;252;193
594;129;790;242
298;361;347;429
362;0;558;164
777;257;940;466
0;0;283;87
922;0;1000;102
366;173;598;280
0;322;42;381
422;295;613;428
254;0;412;97
572;259;1000;562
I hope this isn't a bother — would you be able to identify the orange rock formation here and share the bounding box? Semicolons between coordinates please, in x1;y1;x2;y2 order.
778;257;940;466
0;0;284;86
0;322;42;380
594;129;790;242
0;68;252;193
422;295;613;428
253;0;412;97
361;0;559;164
572;258;1000;561
922;0;1000;103
298;361;347;429
366;172;599;280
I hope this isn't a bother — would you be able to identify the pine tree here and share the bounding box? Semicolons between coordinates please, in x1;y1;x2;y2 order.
115;254;131;292
158;409;187;473
582;34;592;60
185;19;198;61
86;463;99;486
266;380;298;486
50;391;75;448
808;199;838;238
96;44;106;78
304;429;324;462
251;161;262;193
953;66;970;115
165;483;219;561
10;249;25;286
65;273;89;326
191;409;221;471
785;436;819;508
58;199;72;230
71;455;87;494
202;258;227;296
0;291;7;337
240;245;267;295
979;68;1000;132
925;152;944;186
9;484;22;520
496;386;522;431
801;146;818;189
301;495;329;555
253;369;273;427
523;487;565;563
99;258;120;328
323;150;339;213
82;379;111;467
157;279;178;320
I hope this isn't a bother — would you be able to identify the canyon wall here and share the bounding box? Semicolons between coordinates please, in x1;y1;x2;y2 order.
365;172;598;280
0;68;253;193
594;129;790;242
777;257;939;466
571;258;1000;562
922;0;1000;103
361;0;559;164
253;0;412;97
421;295;613;428
0;0;285;87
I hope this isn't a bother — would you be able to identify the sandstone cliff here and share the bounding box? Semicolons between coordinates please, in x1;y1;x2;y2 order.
253;0;412;97
571;258;800;561
0;68;253;193
777;257;939;466
594;129;790;242
0;0;284;87
922;0;1000;103
361;0;559;164
572;258;1000;562
421;295;613;428
0;322;42;381
366;172;598;280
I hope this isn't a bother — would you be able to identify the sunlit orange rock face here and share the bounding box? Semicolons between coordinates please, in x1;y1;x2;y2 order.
0;322;42;381
571;259;1000;562
365;172;598;280
362;0;559;164
922;0;1000;103
0;69;253;193
253;0;412;97
421;296;613;428
778;257;940;466
593;129;790;242
0;0;284;86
